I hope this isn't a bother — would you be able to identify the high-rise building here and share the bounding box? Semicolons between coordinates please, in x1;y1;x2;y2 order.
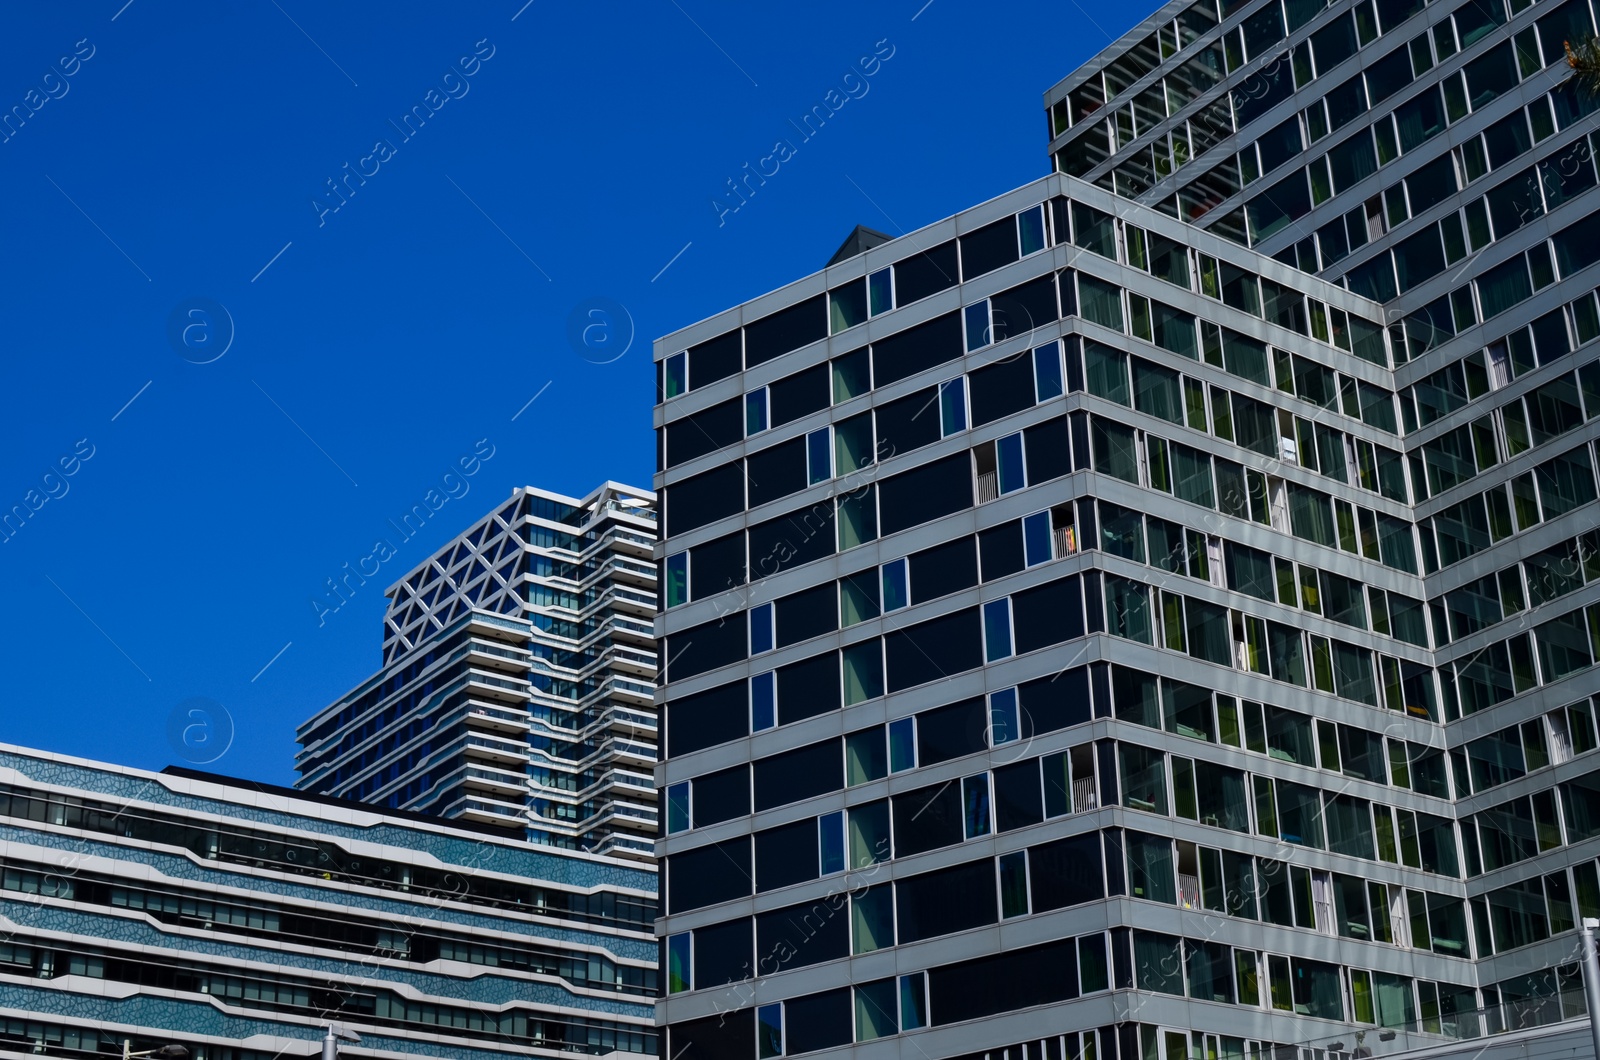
0;742;656;1060
296;483;659;861
653;0;1600;1056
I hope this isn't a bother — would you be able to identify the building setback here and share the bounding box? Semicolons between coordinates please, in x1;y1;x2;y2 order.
0;743;656;1060
296;483;659;861
653;0;1600;1055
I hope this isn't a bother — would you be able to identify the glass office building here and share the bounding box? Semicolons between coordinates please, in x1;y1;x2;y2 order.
296;483;659;861
653;0;1600;1056
0;743;656;1060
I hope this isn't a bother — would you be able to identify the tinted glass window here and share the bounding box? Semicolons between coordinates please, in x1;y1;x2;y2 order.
893;781;964;856
756;818;820;891
668;838;751;912
666;398;742;467
1019;667;1091;733
894;242;959;304
886;608;982;691
749;502;836;578
746;438;808;509
745;295;827;367
897;859;998;943
876;387;942;456
690;533;747;599
665;681;747;756
1024;417;1073;484
1030;833;1105;909
755;901;849;973
694;918;753;988
777;583;838;647
784;989;853;1056
754;740;841;811
666;461;745;536
666;614;747;682
961;217;1020;279
929;939;1078;1026
979;521;1025;581
778;651;841;725
994;275;1060;340
917;696;987;764
910;536;978;603
694;765;751;826
995;760;1044;831
970;349;1038;425
770;362;831;426
873;312;963;387
879;453;973;535
1012;575;1084;653
688;331;742;390
670;1010;753;1060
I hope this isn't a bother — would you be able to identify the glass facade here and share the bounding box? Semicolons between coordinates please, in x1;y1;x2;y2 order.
656;1;1600;1048
295;483;659;860
0;745;656;1060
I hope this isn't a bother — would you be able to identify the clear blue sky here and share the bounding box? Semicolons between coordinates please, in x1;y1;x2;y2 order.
0;0;1142;784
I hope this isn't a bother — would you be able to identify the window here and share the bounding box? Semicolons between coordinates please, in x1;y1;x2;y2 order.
963;773;992;838
868;269;893;316
820;812;845;875
998;432;1026;494
751;672;776;732
1019;204;1048;256
881;559;908;612
665;552;688;608
940;378;968;435
830;280;867;334
1023;510;1053;566
746;388;769;435
665;782;690;835
757;1004;783;1058
984;599;1014;661
666;933;691;993
750;604;774;654
889;717;915;772
807;428;832;485
1035;341;1064;400
990;688;1021;746
965;300;994;351
662;349;691;398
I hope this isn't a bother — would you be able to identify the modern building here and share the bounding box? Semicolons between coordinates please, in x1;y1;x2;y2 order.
652;0;1600;1056
295;483;659;861
0;742;657;1060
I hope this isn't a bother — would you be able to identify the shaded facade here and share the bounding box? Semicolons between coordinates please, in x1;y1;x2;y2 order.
652;0;1600;1053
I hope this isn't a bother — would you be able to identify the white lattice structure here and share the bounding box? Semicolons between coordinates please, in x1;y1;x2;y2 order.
296;483;658;861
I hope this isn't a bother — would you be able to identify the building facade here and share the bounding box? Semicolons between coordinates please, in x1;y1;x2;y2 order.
296;483;659;861
652;0;1600;1055
0;743;656;1060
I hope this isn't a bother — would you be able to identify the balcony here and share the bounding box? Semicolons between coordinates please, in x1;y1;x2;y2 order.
463;701;533;736
465;638;532;674
608;676;656;707
462;766;527;799
464;668;532;706
455;798;527;829
463;733;531;768
607;530;655;559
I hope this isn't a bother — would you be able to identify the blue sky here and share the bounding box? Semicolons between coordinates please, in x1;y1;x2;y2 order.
0;0;1142;784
